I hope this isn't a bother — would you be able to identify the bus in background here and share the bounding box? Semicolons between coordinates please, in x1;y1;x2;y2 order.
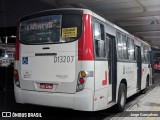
0;36;15;67
153;60;160;72
14;8;152;112
0;48;14;67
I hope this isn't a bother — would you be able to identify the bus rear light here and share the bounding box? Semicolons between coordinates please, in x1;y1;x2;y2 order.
77;71;87;91
77;78;85;91
79;78;85;84
154;64;159;69
80;71;86;77
13;69;20;87
102;71;108;86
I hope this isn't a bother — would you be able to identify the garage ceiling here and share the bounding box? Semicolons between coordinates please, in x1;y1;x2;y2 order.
0;0;160;48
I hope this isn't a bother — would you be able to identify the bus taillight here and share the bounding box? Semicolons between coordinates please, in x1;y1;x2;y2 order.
15;38;20;60
154;64;159;69
77;71;87;91
14;69;20;87
79;78;85;84
80;71;86;77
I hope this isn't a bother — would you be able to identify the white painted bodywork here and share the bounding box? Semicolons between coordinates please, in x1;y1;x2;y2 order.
14;8;152;111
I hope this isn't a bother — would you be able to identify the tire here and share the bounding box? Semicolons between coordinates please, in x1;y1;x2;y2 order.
116;83;127;112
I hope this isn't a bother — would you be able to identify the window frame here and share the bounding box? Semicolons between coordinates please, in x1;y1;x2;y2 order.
143;45;150;63
116;31;130;62
18;10;83;45
93;19;107;60
127;37;136;62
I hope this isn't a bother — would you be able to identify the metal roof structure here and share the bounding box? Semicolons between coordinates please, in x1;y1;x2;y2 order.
0;0;160;48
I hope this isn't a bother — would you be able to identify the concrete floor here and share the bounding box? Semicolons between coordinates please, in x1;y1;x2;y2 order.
0;67;160;120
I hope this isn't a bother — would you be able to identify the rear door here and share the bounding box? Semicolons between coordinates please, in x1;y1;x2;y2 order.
135;46;142;91
108;34;117;102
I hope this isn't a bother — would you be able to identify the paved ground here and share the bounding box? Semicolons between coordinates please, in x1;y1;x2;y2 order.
0;67;160;120
0;67;13;90
108;84;160;120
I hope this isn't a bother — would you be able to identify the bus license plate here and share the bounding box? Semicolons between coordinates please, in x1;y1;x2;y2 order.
40;83;53;89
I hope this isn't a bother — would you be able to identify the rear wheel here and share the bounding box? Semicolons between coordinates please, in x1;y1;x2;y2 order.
116;83;126;112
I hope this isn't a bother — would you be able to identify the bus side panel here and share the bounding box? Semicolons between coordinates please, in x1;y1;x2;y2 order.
117;62;137;99
74;61;94;111
94;88;109;111
141;64;150;89
14;60;23;103
94;61;109;111
81;61;94;91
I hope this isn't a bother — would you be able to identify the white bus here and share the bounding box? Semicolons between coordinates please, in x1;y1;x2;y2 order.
0;44;15;67
14;8;152;112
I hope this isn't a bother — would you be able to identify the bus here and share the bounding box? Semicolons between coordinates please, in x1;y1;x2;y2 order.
0;44;15;67
14;8;152;112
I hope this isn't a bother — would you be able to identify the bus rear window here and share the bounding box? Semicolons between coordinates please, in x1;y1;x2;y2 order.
19;14;82;44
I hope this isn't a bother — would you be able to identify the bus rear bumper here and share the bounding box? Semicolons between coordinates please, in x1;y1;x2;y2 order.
14;85;93;111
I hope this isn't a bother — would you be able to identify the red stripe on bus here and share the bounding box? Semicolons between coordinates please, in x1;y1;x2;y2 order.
102;71;108;85
78;14;94;60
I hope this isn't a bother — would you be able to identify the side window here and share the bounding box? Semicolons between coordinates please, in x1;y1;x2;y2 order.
117;32;123;59
135;46;138;61
147;48;150;63
143;45;146;63
147;47;150;63
127;37;135;61
94;21;106;59
144;45;150;63
141;44;145;63
116;32;128;60
122;34;128;59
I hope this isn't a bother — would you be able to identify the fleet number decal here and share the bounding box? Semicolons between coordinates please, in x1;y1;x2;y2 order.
54;56;74;63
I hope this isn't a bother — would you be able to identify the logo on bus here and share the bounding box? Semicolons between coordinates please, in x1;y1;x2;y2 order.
22;57;28;64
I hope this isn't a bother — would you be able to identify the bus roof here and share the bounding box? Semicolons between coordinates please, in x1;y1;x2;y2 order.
19;8;150;47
